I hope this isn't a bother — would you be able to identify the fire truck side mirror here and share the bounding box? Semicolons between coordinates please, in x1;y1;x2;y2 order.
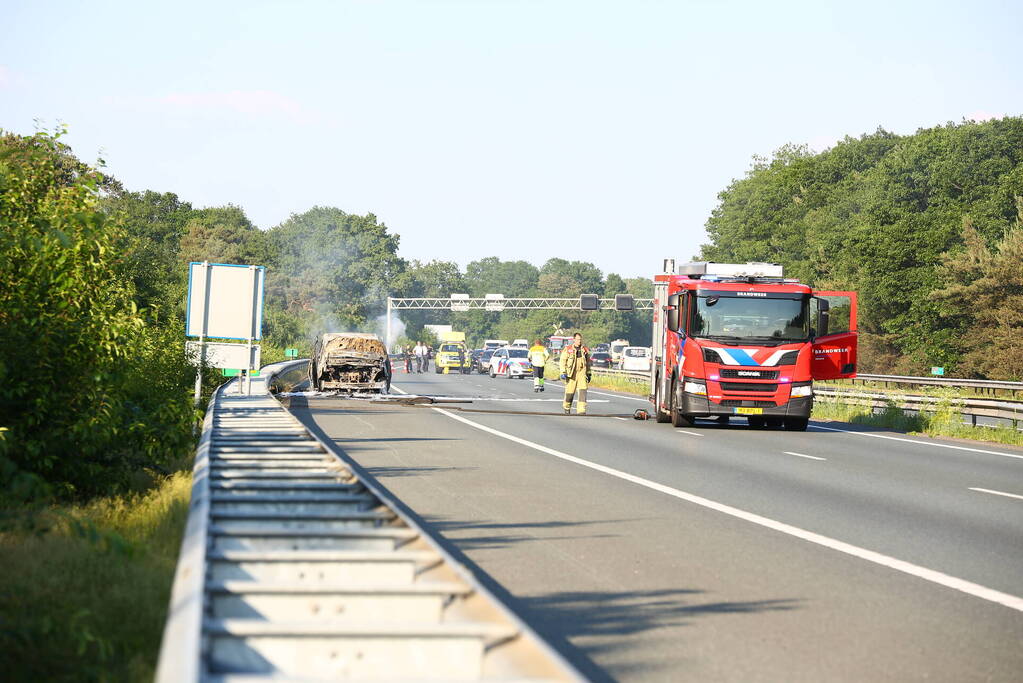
666;294;680;332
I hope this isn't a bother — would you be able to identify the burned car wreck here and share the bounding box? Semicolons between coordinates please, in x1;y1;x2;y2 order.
310;333;391;393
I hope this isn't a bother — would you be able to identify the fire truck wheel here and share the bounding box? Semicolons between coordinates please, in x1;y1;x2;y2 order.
670;377;694;428
784;417;809;431
654;375;672;423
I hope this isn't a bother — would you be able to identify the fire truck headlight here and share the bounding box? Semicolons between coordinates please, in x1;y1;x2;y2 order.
683;380;707;396
790;384;813;397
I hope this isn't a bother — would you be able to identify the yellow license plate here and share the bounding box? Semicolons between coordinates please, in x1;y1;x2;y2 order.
734;407;763;415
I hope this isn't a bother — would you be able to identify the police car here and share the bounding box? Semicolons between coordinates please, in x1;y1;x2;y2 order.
488;346;532;379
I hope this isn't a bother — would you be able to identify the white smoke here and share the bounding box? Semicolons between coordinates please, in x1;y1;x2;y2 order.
376;312;406;352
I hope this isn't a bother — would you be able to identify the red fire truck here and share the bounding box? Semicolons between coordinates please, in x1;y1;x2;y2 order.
547;335;574;355
650;261;857;431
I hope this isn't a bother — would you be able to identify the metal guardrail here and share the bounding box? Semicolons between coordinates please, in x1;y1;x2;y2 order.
850;373;1023;393
814;388;1023;429
157;360;583;682
591;367;1023;392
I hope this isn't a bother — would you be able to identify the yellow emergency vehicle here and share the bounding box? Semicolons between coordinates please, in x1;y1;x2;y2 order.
434;331;472;374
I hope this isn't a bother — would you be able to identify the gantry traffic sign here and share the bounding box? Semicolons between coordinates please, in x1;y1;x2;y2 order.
384;294;653;348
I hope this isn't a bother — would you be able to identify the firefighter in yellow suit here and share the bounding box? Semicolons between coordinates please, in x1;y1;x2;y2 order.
559;332;592;415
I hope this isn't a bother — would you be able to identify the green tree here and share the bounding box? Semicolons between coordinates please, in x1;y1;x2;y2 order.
933;209;1023;380
464;257;539;297
268;207;405;333
102;190;194;316
0;130;195;501
392;260;465;340
179;205;272;267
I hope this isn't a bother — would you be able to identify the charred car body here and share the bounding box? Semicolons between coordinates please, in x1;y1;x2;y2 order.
310;333;391;393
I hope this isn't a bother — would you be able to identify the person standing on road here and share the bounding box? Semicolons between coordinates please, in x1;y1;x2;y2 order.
559;332;592;414
414;342;427;373
528;339;550;393
403;345;413;373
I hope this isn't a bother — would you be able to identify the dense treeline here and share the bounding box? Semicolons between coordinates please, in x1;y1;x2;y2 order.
701;117;1023;379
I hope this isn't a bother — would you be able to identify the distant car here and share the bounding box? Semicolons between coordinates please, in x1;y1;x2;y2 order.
476;349;495;374
489;346;532;379
594;343;610;354
621;346;652;372
609;339;630;366
590;351;613;369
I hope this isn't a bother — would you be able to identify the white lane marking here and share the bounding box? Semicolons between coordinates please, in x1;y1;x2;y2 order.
784;451;826;461
612;417;628;421
969;487;1023;501
423;405;1023;614
677;430;704;437
808;424;1023;461
474;398;609;403
588;389;649;402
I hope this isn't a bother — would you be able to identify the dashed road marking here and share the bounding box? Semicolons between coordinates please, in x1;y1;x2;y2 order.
809;424;1023;461
784;451;826;461
969;487;1023;501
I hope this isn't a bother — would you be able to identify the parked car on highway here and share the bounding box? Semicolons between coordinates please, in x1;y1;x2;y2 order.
475;349;495;374
621;346;652;372
489;346;532;378
590;351;613;369
594;343;610;354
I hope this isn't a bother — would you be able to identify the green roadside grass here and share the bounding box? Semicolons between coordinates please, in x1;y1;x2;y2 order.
0;472;192;682
570;365;1023;447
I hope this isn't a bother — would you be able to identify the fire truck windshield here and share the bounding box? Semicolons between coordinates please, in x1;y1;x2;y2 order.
690;292;808;343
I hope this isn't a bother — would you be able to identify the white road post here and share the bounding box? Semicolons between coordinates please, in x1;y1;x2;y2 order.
192;261;210;407
386;297;393;353
245;265;258;396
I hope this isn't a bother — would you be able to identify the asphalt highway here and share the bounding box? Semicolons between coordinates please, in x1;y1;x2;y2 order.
285;369;1023;682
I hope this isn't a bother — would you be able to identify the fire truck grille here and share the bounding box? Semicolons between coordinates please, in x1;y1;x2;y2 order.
719;369;780;380
719;400;776;407
720;382;779;393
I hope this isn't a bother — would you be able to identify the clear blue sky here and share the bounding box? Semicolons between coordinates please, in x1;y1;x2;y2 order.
3;0;1021;279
